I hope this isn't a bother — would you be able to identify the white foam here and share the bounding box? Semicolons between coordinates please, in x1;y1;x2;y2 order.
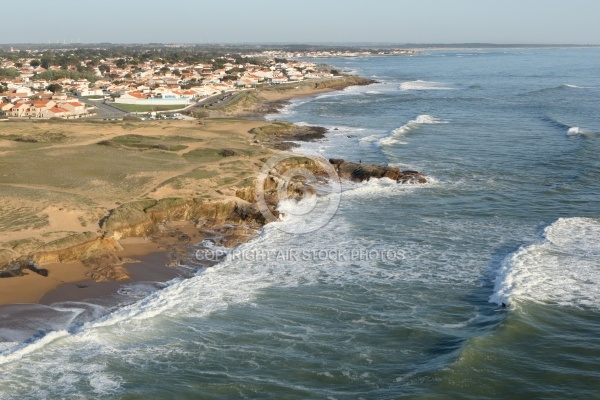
400;80;453;91
341;175;439;198
265;98;312;120
566;126;596;137
359;134;384;143
490;217;600;309
0;330;70;366
563;84;597;89
379;115;447;146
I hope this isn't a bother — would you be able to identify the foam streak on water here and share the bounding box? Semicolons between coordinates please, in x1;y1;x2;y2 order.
400;80;453;91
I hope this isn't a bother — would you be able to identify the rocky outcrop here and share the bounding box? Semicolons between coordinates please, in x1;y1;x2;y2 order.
0;259;48;278
83;253;129;282
250;122;328;150
329;159;428;184
102;197;266;240
0;232;123;280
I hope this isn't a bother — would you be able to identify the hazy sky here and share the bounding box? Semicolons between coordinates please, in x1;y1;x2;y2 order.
2;0;599;44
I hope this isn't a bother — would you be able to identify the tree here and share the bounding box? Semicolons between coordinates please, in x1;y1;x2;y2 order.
47;83;63;93
115;59;126;69
0;68;21;79
30;59;41;68
41;57;53;69
160;66;170;75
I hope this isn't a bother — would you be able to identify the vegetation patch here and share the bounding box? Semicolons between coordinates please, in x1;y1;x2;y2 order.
249;122;295;138
97;134;194;151
0;206;49;232
182;148;228;162
3;238;45;254
0;131;67;143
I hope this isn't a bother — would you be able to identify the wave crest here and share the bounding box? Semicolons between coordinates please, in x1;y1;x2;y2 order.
400;80;453;91
379;115;447;146
490;217;600;309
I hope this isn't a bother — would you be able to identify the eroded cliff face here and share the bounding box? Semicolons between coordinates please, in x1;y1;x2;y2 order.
0;196;268;281
0;137;427;283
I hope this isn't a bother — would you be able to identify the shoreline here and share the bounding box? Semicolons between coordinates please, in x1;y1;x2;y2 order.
0;71;430;350
0;75;374;310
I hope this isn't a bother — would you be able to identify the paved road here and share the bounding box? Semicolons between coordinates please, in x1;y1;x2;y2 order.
76;96;129;119
184;92;237;114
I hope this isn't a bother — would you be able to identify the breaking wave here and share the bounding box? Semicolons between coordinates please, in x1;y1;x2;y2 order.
379;115;447;146
490;217;600;310
400;80;453;91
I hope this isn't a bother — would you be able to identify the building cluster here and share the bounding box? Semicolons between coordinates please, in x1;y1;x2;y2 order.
1;51;338;118
0;87;87;119
251;49;416;59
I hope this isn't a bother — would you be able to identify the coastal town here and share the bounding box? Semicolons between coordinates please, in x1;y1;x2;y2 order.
0;46;411;120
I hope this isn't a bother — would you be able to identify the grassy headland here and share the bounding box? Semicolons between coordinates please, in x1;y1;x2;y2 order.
0;75;373;304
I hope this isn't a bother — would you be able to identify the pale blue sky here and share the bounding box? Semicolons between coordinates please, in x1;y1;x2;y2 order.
2;0;599;44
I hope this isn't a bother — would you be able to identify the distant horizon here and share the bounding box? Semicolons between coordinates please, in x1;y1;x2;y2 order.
3;0;600;45
1;42;599;48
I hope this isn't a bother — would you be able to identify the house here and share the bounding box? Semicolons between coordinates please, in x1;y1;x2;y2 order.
52;93;68;101
61;101;86;117
29;100;57;117
43;106;69;118
7;102;31;118
0;102;13;115
29;80;49;90
14;87;33;97
75;87;104;97
272;76;289;84
119;91;150;101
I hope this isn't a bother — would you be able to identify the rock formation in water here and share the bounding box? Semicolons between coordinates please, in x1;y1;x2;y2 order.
328;159;427;184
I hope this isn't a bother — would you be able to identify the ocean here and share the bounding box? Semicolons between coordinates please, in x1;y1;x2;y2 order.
1;48;599;399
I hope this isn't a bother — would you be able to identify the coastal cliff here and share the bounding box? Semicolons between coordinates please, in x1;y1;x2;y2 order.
0;156;427;280
0;76;427;292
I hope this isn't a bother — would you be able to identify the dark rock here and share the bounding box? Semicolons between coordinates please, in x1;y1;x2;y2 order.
329;158;427;184
219;149;239;157
0;259;46;278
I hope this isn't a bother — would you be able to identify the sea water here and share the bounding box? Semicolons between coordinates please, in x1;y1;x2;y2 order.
1;48;599;399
